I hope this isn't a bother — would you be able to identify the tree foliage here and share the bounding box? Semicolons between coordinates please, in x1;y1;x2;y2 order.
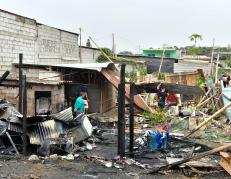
96;48;112;62
125;71;137;82
189;33;203;47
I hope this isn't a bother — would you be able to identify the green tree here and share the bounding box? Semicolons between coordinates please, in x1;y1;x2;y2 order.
96;48;112;62
189;33;203;47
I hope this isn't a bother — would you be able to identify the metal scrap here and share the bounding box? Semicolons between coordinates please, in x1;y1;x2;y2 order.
50;107;73;122
7;122;23;133
0;103;22;124
28;120;64;145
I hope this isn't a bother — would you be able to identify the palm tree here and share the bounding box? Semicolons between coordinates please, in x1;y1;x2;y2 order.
189;34;202;47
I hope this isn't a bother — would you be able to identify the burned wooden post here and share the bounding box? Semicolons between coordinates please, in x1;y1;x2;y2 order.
118;64;126;157
0;70;10;84
129;83;135;158
19;54;23;113
22;74;27;155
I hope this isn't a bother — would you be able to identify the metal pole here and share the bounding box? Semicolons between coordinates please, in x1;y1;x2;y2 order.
118;64;126;157
6;132;19;155
19;54;23;113
129;83;135;158
22;75;27;156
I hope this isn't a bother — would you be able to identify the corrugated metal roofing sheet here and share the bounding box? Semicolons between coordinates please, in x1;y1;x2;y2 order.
174;60;211;73
53;62;114;71
50;107;73;122
13;62;117;72
28;120;63;145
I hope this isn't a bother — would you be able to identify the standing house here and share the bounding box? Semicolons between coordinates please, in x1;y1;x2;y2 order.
143;48;178;58
0;9;115;115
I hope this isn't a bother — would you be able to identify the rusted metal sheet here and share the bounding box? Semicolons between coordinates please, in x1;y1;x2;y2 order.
101;69;154;113
28;120;63;145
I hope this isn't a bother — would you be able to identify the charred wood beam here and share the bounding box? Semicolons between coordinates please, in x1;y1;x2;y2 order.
118;64;126;157
19;54;23;113
0;71;10;84
22;75;27;156
129;83;135;158
135;83;204;96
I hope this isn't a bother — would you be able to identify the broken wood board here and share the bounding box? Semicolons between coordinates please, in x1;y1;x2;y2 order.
135;82;204;96
101;69;154;112
219;152;231;175
166;157;220;169
149;142;231;174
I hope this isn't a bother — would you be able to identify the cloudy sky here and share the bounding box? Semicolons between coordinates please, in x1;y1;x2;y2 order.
1;0;231;53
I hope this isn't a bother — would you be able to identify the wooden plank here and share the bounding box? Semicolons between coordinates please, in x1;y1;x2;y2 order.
220;152;231;160
149;142;231;174
220;158;231;175
185;102;231;138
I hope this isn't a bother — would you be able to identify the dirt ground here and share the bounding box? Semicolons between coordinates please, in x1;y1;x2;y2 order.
0;116;230;179
0;139;230;179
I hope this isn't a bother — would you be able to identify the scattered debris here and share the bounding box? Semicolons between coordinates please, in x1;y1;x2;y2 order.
28;155;39;161
65;154;75;161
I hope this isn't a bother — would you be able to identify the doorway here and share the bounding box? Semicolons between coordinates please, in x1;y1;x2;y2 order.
35;91;51;115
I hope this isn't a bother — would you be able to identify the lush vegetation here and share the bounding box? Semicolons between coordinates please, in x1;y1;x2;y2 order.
125;71;137;82
143;108;169;125
96;48;137;64
186;46;231;57
196;76;205;87
96;48;113;62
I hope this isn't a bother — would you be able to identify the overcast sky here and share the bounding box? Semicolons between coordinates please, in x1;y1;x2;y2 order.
1;0;231;53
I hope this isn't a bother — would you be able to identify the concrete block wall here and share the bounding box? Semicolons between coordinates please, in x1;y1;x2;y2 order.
27;84;65;115
0;11;37;77
81;47;101;63
37;25;79;64
0;84;64;116
0;9;80;79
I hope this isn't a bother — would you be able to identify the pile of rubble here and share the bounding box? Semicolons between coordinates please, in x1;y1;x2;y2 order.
0;99;93;157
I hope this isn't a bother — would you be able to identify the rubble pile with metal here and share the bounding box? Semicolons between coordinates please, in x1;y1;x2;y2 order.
0;102;93;156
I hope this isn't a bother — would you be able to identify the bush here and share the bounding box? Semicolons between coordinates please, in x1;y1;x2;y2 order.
96;48;112;62
143;108;169;125
125;70;137;82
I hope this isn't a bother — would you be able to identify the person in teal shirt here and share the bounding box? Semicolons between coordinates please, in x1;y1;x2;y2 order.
74;92;85;114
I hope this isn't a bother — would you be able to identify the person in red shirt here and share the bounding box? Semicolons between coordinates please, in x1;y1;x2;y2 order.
167;93;177;106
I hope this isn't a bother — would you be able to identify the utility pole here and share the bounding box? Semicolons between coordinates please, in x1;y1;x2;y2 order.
215;53;220;84
112;33;115;57
79;28;82;63
210;38;215;76
158;49;165;78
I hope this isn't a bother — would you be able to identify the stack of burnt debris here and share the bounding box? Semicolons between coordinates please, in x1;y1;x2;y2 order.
0;99;93;156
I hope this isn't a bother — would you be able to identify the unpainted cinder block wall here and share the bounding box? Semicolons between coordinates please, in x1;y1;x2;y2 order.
0;84;64;116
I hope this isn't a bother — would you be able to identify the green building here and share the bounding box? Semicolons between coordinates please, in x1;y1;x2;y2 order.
143;48;177;58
